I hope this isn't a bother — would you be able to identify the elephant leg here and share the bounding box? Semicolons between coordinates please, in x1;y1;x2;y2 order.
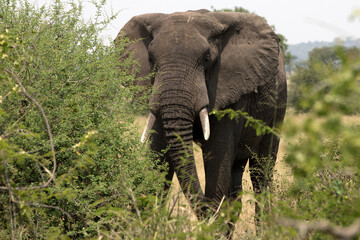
202;116;239;208
249;131;279;225
203;139;247;238
249;133;279;194
228;157;249;237
249;99;286;195
149;119;174;191
230;157;248;200
203;142;234;204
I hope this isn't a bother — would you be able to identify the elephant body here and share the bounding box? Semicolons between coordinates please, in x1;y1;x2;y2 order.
116;10;287;217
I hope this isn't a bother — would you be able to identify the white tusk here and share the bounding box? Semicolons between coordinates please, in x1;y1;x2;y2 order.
141;112;156;143
199;108;210;141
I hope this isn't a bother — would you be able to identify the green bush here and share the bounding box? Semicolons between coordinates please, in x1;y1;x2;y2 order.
0;0;165;238
261;37;360;239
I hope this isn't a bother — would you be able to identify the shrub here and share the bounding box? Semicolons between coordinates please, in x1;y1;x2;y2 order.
0;0;165;238
262;36;360;239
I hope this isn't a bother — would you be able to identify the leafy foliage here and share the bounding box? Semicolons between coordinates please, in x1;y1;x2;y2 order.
210;109;279;137
262;37;360;239
0;0;165;238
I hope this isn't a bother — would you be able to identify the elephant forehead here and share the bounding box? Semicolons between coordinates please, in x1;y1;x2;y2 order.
153;24;208;51
167;12;208;23
162;13;224;36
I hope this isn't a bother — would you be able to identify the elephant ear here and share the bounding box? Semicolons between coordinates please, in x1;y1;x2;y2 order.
211;12;281;110
115;14;165;88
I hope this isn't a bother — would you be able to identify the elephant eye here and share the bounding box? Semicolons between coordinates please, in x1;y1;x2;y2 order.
204;54;211;63
149;55;156;70
203;52;212;68
148;55;154;64
148;55;156;85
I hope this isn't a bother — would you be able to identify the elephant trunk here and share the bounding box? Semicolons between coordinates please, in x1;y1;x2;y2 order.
142;63;210;208
160;104;204;203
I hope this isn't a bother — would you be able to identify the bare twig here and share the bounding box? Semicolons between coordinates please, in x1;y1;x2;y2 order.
2;151;16;202
8;197;16;240
1;68;57;190
168;194;180;219
1;151;16;239
129;188;142;223
12;200;73;222
278;217;360;240
1;91;12;101
215;196;226;216
208;196;226;225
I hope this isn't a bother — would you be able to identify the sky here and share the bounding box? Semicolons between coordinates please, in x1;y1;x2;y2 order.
30;0;360;44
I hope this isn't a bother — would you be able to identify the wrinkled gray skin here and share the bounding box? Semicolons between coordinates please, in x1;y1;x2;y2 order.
116;10;287;217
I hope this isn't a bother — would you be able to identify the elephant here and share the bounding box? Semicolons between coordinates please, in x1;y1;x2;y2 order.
116;9;287;218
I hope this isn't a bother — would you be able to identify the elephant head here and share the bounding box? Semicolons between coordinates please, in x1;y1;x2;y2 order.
116;10;281;208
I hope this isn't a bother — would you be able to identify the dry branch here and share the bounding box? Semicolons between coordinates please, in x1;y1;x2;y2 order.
168;194;180;219
1;151;73;223
278;217;360;240
129;188;143;224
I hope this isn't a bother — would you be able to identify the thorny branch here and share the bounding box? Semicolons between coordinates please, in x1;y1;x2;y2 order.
12;200;73;222
278;217;360;240
0;67;57;190
1;151;73;222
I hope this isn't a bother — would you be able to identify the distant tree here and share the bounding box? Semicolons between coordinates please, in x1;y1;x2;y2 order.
211;6;250;13
308;45;360;66
349;46;360;55
309;46;338;64
288;45;360;112
211;6;294;66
